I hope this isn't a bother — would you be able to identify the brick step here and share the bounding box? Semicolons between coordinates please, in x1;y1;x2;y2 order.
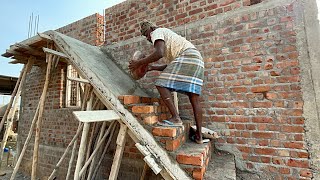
151;120;192;151
119;95;214;179
118;95;161;105
170;140;213;180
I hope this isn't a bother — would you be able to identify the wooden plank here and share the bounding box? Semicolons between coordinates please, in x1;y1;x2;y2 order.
144;155;162;175
43;47;68;59
79;121;116;177
74;92;93;180
37;32;52;41
67;76;90;84
108;123;127;180
73;110;120;123
6;49;23;56
14;43;44;57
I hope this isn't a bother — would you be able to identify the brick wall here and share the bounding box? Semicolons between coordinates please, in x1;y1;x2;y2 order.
103;0;313;179
104;0;270;45
56;13;104;46
18;13;106;178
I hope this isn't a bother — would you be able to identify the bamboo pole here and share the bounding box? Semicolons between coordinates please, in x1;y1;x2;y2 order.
91;123;117;180
10;102;40;180
79;121;115;177
47;123;84;180
1;59;33;168
82;122;96;179
87;120;107;179
66;85;91;180
31;54;53;180
140;163;149;180
74;91;93;180
0;65;25;134
108;123;127;180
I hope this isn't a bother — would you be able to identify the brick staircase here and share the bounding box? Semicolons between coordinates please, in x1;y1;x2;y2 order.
118;95;214;180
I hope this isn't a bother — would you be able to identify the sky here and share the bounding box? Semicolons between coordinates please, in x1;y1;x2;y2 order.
0;0;125;104
0;0;125;78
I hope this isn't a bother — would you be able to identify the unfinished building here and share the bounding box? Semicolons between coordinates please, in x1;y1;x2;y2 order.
1;0;320;179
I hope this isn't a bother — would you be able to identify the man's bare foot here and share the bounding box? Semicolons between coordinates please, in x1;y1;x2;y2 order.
167;116;183;125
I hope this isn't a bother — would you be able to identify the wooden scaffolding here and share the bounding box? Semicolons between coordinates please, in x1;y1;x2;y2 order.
0;31;191;180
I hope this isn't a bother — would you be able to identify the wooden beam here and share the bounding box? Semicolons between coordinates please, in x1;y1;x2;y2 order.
73;110;120;123
37;32;52;41
31;54;53;180
67;76;90;84
43;47;68;59
74;92;93;180
79;121;116;177
6;49;24;56
108;123;127;180
14;43;44;57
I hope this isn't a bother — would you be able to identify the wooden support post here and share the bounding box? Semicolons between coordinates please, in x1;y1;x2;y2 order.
86;121;107;180
31;53;53;180
66;85;91;180
79;121;116;177
74;91;93;180
140;163;149;180
0;59;33;168
108;123;127;180
0;65;24;134
91;123;117;180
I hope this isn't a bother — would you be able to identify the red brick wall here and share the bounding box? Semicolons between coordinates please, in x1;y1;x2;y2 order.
103;0;312;179
56;13;104;46
104;0;269;44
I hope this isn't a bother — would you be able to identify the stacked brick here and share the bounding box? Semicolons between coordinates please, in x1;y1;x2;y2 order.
118;95;212;179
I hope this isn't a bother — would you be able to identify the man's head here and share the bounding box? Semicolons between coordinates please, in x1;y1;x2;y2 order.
140;20;158;43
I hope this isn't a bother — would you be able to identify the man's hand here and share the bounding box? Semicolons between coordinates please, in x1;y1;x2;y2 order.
128;60;142;70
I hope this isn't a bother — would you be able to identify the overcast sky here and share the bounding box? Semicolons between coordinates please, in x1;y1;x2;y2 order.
0;0;125;78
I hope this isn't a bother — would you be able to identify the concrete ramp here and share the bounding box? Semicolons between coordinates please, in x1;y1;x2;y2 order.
49;31;149;97
49;30;190;179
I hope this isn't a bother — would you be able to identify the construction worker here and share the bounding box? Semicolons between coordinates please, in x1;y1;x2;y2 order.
129;20;207;144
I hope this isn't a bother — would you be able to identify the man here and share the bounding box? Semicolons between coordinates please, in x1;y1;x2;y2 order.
129;20;206;144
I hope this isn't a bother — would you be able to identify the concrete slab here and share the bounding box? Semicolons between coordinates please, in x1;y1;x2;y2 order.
49;31;149;97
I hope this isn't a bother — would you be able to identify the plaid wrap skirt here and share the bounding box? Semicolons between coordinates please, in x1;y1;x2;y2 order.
154;48;204;95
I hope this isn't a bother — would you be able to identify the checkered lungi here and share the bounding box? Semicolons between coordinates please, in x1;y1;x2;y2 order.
154;48;204;95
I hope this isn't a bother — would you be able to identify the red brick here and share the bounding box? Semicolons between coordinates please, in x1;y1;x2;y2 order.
152;127;177;137
300;169;313;178
123;95;140;104
193;167;206;180
254;148;275;155
251;86;271;93
252;117;273;123
166;135;184;151
132;105;156;113
252;132;274;139
176;153;204;166
287;159;309;168
283;142;304;149
143;116;158;125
